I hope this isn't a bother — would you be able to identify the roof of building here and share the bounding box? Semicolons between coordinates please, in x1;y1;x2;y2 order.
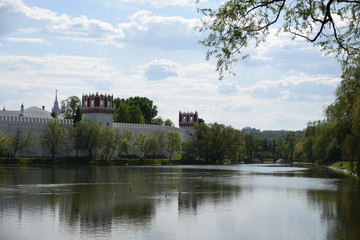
1;106;53;119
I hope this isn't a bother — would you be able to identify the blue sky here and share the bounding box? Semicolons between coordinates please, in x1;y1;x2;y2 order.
0;0;342;130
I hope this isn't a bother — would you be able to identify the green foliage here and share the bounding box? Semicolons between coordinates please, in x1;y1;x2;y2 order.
98;127;122;161
118;129;134;157
72;120;101;160
0;130;9;156
129;105;145;124
296;58;360;168
40;120;69;160
182;122;244;163
114;97;158;124
196;0;359;79
152;117;174;126
134;132;163;160
114;103;130;123
244;134;257;159
7;128;35;159
61;96;81;120
164;119;174;127
151;117;164;125
166;131;182;161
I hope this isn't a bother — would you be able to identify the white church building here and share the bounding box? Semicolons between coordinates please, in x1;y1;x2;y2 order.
0;92;199;158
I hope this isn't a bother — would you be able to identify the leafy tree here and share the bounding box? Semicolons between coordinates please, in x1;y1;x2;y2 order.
164;119;174;127
123;97;158;124
350;94;360;175
114;103;130;123
147;132;163;160
72;120;101;160
244;133;257;160
181;141;199;163
73;106;82;125
51;111;57;119
0;130;9;156
281;132;297;159
118;129;134;158
196;0;359;79
129;106;145;124
134;133;147;160
325;57;360;134
151;117;164;125
41;120;69;160
194;122;244;163
61;96;81;120
166;131;182;161
134;132;163;160
99;127;122;161
8;128;35;159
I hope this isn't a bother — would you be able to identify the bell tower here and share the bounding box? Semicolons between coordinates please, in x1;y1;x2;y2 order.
81;93;114;127
51;90;61;117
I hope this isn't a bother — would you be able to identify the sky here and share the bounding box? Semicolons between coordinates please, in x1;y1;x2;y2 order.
0;0;342;131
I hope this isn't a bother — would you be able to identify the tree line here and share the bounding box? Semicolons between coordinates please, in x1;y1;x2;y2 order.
180;123;302;164
295;57;360;175
0;120;182;163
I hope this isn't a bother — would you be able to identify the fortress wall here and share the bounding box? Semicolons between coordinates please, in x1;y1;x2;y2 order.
113;123;191;142
113;123;193;158
0;117;74;157
0;118;194;159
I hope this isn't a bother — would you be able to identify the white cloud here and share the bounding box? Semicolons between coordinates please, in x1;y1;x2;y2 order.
119;10;200;50
217;81;238;95
7;37;49;44
0;0;125;47
113;0;197;7
142;59;180;81
1;1;200;49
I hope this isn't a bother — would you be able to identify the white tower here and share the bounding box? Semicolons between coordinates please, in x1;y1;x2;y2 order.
81;93;114;127
179;111;198;140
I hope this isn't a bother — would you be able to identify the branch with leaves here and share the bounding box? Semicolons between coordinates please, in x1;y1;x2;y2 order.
197;0;360;80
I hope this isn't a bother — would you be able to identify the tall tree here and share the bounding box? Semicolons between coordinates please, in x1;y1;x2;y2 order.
166;131;182;161
8;128;34;159
196;0;359;79
194;122;244;163
99;127;122;161
72;120;101;160
61;96;81;120
129;106;145;124
118;129;134;158
0;130;9;156
124;97;158;124
134;133;148;160
114;103;130;123
244;134;257;160
41;120;69;160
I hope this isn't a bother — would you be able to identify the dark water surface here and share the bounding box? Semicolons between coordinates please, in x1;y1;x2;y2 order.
0;164;360;240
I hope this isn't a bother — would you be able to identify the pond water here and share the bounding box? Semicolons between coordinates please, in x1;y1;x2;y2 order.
0;164;360;240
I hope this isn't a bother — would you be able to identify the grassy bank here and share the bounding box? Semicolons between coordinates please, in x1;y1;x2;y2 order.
329;161;359;177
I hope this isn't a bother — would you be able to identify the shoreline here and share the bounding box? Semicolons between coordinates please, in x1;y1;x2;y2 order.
327;166;359;178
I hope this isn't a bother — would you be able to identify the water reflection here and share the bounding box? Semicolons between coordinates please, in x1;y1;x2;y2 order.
0;165;359;240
